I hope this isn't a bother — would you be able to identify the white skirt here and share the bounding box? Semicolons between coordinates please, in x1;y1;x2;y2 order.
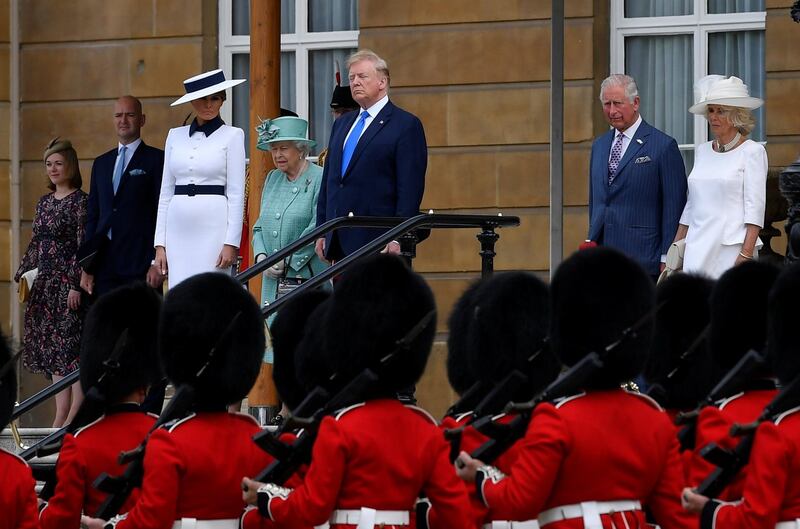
165;195;228;287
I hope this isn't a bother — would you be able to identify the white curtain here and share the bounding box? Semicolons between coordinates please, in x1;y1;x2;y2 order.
625;0;693;17
308;0;358;31
708;0;765;14
309;48;357;154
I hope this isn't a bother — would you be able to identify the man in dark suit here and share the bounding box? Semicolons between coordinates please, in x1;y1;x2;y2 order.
588;74;687;278
314;49;427;261
80;95;165;296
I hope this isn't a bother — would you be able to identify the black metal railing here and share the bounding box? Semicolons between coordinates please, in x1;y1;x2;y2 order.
11;212;519;459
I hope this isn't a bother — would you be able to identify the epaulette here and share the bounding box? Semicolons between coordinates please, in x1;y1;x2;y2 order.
74;414;106;437
553;392;586;409
334;402;365;421
0;447;30;467
624;389;665;411
716;392;745;411
162;413;197;432
775;405;800;425
404;404;438;425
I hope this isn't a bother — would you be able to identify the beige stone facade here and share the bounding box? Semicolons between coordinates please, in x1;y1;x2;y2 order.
3;1;798;420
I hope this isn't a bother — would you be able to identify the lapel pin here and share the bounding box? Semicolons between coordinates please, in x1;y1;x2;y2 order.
636;139;643;144
379;120;384;125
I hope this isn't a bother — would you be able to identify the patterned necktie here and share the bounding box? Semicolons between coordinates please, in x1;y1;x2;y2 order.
112;145;127;195
341;111;369;175
608;132;624;184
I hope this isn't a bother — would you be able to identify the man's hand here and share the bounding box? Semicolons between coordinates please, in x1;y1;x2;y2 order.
216;244;238;270
681;487;709;513
67;289;82;311
241;477;264;506
454;450;484;483
314;238;329;264
146;265;165;289
80;515;106;529
382;240;401;255
154;246;168;277
660;262;666;273
80;270;94;296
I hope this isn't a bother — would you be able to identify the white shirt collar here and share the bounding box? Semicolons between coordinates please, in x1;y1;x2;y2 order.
118;137;142;153
361;94;389;119
616;114;642;141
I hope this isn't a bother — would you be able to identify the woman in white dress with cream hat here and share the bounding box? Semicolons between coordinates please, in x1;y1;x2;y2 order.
672;75;767;279
153;69;247;286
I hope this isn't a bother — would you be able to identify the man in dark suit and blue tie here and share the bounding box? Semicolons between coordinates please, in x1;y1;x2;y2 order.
314;49;427;262
79;95;165;296
588;74;687;279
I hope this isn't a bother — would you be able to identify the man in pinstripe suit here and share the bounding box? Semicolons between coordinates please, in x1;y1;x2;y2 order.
588;74;687;278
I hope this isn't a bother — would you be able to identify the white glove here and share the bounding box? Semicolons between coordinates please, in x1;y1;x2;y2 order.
265;260;286;279
255;253;267;263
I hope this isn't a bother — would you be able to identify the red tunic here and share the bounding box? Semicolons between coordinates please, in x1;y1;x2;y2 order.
687;389;776;501
116;412;272;529
0;448;39;529
441;411;526;529
267;399;471;528
39;408;156;528
481;390;695;529
702;407;800;529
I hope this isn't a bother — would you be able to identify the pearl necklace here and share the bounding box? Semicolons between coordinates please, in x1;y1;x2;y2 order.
715;132;742;153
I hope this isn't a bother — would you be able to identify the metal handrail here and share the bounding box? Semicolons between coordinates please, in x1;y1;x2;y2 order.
12;212;519;436
251;212;520;317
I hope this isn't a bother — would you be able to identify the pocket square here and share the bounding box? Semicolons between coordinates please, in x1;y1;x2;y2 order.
635;156;652;164
129;168;146;176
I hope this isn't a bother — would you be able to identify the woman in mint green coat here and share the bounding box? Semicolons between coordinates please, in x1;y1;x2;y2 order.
252;116;328;362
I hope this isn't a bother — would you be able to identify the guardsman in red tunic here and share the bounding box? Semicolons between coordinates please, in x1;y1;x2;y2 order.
242;254;471;529
456;247;695;529
0;328;39;529
682;261;800;528
686;261;780;501
39;282;162;527
82;273;271;529
443;272;560;529
642;273;715;479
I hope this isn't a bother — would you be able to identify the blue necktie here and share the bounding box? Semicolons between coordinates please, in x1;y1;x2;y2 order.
341;111;369;175
112;145;127;195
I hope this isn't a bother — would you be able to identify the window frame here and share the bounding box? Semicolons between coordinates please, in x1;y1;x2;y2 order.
609;0;766;153
218;0;359;126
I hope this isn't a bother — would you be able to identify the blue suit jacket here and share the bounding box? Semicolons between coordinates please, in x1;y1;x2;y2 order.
83;141;164;284
588;120;687;275
316;100;427;259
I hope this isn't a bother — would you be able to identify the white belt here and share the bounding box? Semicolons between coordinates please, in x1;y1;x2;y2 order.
171;519;238;529
538;500;642;529
483;521;540;529
329;508;410;527
776;521;800;529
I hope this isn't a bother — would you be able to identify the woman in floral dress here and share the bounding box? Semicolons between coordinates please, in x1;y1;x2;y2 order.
14;138;87;427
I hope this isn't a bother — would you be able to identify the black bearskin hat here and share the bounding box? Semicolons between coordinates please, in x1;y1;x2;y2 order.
0;327;16;429
294;300;335;394
767;262;800;385
468;272;560;400
644;273;716;409
550;247;654;389
330;85;358;110
709;261;779;371
159;273;265;407
271;289;331;410
323;254;436;394
79;282;162;403
446;279;483;396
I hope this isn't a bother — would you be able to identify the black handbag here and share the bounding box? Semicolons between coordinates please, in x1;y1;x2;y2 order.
275;260;313;299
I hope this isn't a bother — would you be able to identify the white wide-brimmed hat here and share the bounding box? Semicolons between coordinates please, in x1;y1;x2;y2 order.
171;69;246;107
688;75;763;115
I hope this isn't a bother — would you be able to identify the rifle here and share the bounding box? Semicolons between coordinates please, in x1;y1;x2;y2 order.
248;309;437;487
645;326;709;404
466;305;656;465
674;349;765;451
36;330;130;500
92;384;196;519
443;381;489;420
695;374;800;498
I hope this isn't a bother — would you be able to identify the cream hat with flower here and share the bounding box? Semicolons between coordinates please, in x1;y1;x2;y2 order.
689;75;763;115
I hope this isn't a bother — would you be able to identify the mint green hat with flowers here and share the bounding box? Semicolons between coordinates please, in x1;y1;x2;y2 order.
256;116;317;151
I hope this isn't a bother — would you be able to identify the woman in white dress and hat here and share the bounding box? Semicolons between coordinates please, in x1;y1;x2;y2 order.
672;75;767;278
153;70;247;286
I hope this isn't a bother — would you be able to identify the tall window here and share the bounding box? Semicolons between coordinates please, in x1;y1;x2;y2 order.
219;0;359;156
610;0;765;170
